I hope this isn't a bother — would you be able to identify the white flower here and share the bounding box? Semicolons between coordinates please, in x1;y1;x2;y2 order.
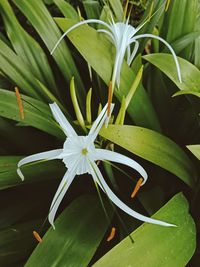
51;17;182;89
17;103;174;228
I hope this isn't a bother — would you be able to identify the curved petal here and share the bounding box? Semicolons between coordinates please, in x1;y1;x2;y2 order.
92;163;175;227
51;19;112;54
127;40;139;65
133;34;182;83
88;103;114;142
94;149;147;185
48;169;76;229
97;29;115;44
49;102;77;137
17;149;63;181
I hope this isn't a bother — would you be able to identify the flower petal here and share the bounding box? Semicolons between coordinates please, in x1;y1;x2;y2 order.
97;29;115;44
48;169;76;229
95;149;147;185
133;34;182;83
49;102;77;137
88;103;114;141
51;19;112;55
17;149;63;181
127;40;139;66
91;163;175;227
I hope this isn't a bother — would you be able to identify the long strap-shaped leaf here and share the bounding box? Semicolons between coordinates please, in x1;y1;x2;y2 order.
0;0;58;96
93;193;196;267
13;0;86;109
25;195;113;267
100;125;197;188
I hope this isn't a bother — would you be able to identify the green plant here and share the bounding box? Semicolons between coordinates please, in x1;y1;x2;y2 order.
0;0;199;266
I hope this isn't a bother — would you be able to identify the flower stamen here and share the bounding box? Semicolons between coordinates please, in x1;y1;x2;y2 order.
15;87;24;120
33;230;43;243
131;177;143;198
107;81;113;117
107;227;116;242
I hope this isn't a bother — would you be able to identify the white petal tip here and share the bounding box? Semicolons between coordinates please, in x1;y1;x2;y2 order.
17;168;24;181
158;221;177;227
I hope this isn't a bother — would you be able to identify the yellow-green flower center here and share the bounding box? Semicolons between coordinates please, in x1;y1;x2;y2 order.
82;148;88;155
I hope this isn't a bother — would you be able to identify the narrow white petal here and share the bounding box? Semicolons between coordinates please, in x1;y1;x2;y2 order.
17;149;63;181
92;163;175;227
88;103;114;141
49;102;77;137
134;34;182;83
97;29;115;44
48;170;76;229
89;162;105;192
51;19;112;54
127;40;139;65
95;149;147;185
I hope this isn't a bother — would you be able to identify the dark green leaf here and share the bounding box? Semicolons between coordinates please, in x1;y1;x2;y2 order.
25;195;113;267
100;125;197;187
93;193;196;267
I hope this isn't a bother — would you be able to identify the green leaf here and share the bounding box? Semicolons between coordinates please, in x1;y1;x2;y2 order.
25;195;113;267
0;0;58;96
0;39;41;99
172;90;200;98
55;18;161;131
13;0;86;108
0;220;41;266
169;32;200;54
187;145;200;160
0;156;65;190
107;0;123;21
83;0;101;19
93;193;196;267
143;53;200;94
54;0;79;20
0;89;64;139
161;0;197;60
100;125;197;188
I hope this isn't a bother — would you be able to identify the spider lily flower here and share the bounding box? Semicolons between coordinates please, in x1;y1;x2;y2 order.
17;103;174;228
51;17;182;90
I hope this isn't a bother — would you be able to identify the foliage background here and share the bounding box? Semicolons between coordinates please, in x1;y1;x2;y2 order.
0;0;199;266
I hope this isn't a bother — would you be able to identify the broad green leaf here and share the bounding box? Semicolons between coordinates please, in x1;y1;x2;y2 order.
0;156;65;190
55;18;161;131
187;145;200;160
13;0;86;108
93;193;196;267
0;89;64;139
25;195;113;267
143;53;200;94
100;125;196;187
0;0;58;95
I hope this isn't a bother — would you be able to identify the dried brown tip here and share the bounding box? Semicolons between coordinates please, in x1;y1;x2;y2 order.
33;230;43;243
15;87;24;120
131;177;143;198
107;227;116;242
